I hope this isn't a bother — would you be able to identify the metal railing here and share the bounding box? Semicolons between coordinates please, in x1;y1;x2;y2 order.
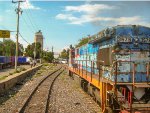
73;60;104;84
72;60;150;85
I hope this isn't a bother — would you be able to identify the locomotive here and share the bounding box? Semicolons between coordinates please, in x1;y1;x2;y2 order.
68;25;150;113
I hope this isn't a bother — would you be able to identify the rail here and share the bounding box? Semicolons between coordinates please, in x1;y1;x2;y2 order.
18;67;64;113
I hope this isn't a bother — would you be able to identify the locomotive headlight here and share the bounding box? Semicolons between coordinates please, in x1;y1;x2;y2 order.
134;38;138;42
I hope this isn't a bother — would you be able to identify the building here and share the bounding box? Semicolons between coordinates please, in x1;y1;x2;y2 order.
34;30;43;50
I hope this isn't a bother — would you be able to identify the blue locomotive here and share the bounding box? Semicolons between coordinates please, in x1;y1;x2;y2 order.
69;25;150;113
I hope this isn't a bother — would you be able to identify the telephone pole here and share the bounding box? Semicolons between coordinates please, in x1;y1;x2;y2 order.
34;42;36;60
12;0;24;71
52;46;53;54
52;46;54;59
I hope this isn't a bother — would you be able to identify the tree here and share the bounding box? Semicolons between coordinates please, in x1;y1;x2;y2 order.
42;51;54;62
59;44;75;60
0;41;3;56
25;42;41;58
59;49;68;59
25;44;34;57
75;37;90;48
0;39;23;56
18;43;24;56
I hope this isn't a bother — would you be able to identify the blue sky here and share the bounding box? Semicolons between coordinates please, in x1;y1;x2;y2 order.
0;0;150;53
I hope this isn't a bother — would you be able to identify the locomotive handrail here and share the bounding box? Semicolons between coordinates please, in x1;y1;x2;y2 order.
74;59;105;63
73;60;105;83
146;62;150;83
112;60;150;111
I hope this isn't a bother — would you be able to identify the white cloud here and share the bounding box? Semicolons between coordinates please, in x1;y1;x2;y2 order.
56;3;150;27
56;13;143;26
21;0;40;10
56;14;78;21
62;45;70;50
65;4;116;14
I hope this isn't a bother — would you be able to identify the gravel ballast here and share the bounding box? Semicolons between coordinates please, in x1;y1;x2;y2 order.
48;70;102;113
0;64;101;113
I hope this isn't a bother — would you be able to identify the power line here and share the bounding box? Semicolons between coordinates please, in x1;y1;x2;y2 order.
19;32;30;45
21;15;35;33
23;1;39;31
25;1;40;30
23;9;37;31
12;2;35;35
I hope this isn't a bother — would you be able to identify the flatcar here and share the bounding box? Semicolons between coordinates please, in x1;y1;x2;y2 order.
68;25;150;113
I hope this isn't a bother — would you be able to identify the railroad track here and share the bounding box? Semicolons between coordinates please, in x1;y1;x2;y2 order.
18;66;64;113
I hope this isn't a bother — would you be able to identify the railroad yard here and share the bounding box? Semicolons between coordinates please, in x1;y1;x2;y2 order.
0;1;150;113
0;64;101;113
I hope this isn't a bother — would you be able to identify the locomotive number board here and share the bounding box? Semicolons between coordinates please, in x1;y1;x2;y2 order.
117;36;150;43
140;37;150;43
117;36;132;43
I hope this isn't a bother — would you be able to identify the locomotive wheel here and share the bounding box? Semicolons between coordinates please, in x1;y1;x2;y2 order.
80;79;88;92
87;84;101;105
93;88;101;105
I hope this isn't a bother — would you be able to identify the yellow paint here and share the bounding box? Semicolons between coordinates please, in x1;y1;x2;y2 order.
69;67;113;112
0;30;10;38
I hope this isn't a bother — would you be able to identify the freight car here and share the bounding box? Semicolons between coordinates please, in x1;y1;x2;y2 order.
68;25;150;113
0;56;12;69
0;56;30;70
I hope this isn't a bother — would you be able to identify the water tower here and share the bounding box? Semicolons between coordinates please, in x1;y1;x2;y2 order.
34;30;43;50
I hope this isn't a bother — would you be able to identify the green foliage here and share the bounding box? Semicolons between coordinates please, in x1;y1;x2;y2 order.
75;37;89;48
59;49;69;59
43;63;49;66
42;51;54;62
0;39;23;56
0;76;7;81
25;42;41;58
59;44;75;60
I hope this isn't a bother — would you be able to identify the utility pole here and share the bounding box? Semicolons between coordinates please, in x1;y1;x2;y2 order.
52;46;54;60
52;46;53;54
34;42;36;60
12;0;24;71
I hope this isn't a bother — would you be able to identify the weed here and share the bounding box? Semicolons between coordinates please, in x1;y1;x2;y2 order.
0;76;7;81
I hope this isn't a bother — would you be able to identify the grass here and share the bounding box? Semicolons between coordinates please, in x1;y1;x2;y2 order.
9;72;13;75
9;67;27;76
0;76;7;81
33;73;42;78
31;63;55;79
43;63;49;66
33;69;47;78
41;67;46;70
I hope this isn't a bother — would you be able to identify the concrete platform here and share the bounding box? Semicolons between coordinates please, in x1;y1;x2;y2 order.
0;65;42;94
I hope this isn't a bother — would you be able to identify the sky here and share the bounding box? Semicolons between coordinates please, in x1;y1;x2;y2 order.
0;0;150;53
